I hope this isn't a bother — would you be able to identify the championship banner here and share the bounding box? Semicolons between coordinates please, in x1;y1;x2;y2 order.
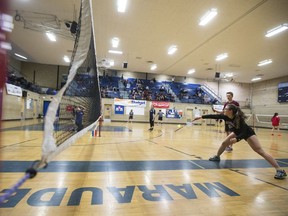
114;98;146;107
152;101;170;108
5;83;23;97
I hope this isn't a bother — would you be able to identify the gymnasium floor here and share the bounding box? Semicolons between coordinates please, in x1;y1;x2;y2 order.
0;119;287;216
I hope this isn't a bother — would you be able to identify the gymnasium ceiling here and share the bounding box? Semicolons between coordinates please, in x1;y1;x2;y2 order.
9;0;288;83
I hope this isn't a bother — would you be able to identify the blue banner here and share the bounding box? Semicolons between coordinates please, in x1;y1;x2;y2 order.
166;109;182;118
115;105;124;114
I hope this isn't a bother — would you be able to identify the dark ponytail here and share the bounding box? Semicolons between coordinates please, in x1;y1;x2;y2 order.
227;104;246;129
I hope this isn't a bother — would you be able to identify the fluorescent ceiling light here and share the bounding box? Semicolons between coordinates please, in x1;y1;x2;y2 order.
265;24;288;37
46;32;56;42
199;8;218;26
150;64;157;70
63;56;70;63
216;53;228;61
117;0;127;13
257;59;272;66
15;53;27;60
108;50;123;54
251;77;262;82
1;14;14;32
187;69;195;74
168;45;178;55
0;42;12;50
112;37;119;48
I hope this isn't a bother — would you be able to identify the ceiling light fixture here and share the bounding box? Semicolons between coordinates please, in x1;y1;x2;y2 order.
46;32;56;42
15;53;27;60
215;53;228;61
108;50;123;54
251;77;262;82
187;69;195;74
150;64;157;71
168;45;178;55
199;8;218;26
224;73;234;78
1;14;14;32
0;41;12;50
257;59;272;66
63;56;70;63
265;23;288;37
112;37;120;48
117;0;127;13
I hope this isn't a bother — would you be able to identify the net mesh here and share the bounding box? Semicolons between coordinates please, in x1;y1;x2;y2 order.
40;0;101;165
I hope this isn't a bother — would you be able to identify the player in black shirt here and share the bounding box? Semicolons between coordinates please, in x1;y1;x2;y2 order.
192;104;286;180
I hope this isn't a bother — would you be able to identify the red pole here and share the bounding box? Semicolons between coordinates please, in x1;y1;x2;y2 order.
98;116;103;137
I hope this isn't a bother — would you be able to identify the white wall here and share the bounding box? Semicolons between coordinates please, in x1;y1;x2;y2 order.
251;76;288;115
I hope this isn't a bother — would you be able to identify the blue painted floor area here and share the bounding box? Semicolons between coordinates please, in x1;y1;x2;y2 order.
0;123;45;131
100;126;131;132
0;124;131;132
1;159;287;173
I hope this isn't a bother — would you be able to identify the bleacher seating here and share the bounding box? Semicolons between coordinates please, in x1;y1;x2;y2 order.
7;68;219;104
98;75;219;104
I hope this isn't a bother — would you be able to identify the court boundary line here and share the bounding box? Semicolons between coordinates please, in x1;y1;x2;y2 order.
229;169;288;191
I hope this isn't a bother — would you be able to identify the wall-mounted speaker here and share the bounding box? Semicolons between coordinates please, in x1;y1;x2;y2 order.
123;62;128;68
70;21;78;34
215;72;220;78
22;90;27;97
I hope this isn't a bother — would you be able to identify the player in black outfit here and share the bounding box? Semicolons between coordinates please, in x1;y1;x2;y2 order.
149;106;156;131
192;104;286;180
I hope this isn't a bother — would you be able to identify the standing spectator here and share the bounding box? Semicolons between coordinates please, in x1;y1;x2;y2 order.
128;109;134;124
271;113;281;136
148;105;156;131
75;106;85;132
213;92;239;152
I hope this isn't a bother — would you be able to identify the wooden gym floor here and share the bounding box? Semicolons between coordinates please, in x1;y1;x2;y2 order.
0;119;287;216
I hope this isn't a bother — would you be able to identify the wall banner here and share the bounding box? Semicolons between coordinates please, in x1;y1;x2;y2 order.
166;109;183;118
5;83;22;97
114;98;146;107
152;101;170;108
115;105;125;114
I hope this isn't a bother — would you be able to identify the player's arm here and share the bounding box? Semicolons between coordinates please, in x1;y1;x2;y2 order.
192;114;228;122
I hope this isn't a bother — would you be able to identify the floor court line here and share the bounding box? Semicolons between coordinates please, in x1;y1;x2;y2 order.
230;169;288;191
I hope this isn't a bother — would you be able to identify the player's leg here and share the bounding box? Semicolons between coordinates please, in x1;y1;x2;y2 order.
247;135;286;179
149;118;153;130
224;123;233;151
209;132;236;161
271;126;275;135
276;126;281;136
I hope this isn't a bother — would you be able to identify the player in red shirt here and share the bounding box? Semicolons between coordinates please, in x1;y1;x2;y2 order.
271;113;281;136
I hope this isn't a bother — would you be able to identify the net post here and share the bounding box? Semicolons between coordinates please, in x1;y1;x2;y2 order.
98;116;103;137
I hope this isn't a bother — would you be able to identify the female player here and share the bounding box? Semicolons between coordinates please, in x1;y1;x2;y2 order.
128;109;134;124
271;112;281;136
192;104;286;180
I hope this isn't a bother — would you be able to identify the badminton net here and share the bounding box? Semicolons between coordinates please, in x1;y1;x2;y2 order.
39;0;101;167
